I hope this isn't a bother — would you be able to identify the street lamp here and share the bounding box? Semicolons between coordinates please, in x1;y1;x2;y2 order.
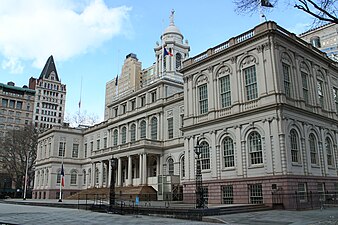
194;142;205;208
109;157;117;212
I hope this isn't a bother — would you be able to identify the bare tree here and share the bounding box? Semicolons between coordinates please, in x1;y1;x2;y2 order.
233;0;338;24
64;110;99;127
0;125;38;191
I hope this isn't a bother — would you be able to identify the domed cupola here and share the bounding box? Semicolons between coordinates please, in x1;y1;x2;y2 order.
162;10;183;40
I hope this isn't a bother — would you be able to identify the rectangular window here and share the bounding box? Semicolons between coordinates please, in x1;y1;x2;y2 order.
301;72;309;104
333;87;338;113
222;185;234;204
317;80;324;108
84;143;87;158
103;137;107;148
249;184;263;204
168;117;173;139
90;141;93;152
2;99;8;107
244;66;258;101
122;104;126;114
199;84;208;114
16;101;23;110
282;63;291;97
140;95;146;107
151;91;157;103
72;144;79;158
317;182;325;194
58;142;65;157
220;75;231;108
298;182;307;202
131;99;136;110
114;107;118;117
9;100;15;109
97;140;100;150
202;187;209;205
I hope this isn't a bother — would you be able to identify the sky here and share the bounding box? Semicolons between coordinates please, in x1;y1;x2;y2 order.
0;0;315;123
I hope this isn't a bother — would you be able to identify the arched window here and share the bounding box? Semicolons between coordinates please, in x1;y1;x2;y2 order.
140;120;146;139
130;124;136;142
200;141;210;170
70;170;77;185
198;84;208;114
309;134;318;165
88;168;92;185
56;170;61;184
325;137;333;166
290;129;300;163
223;137;234;167
248;131;263;165
151;117;157;140
282;63;291;97
122;127;127;144
244;65;258;100
83;169;86;185
180;155;185;178
220;75;231;108
95;168;99;184
113;129;118;146
176;53;182;69
168;158;174;175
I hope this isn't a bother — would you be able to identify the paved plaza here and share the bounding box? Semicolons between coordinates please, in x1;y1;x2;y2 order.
0;200;337;225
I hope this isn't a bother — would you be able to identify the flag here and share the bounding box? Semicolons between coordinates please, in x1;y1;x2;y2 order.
164;48;173;57
78;100;81;109
115;75;118;86
61;164;65;187
261;0;273;7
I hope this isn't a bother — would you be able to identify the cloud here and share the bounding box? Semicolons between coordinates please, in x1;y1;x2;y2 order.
0;0;132;73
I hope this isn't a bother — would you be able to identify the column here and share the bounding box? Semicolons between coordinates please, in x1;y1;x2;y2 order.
99;161;103;187
117;157;122;186
91;163;95;188
157;155;161;176
139;154;143;185
142;153;147;185
128;155;132;186
108;160;112;187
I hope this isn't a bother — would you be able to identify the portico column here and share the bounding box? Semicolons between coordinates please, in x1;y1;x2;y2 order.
128;155;132;186
117;157;122;186
159;154;163;175
99;161;103;187
108;159;112;187
157;155;161;176
142;153;147;185
139;154;143;185
91;163;95;187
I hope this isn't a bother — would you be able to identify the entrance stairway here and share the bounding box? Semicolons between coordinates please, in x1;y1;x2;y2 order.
66;186;157;201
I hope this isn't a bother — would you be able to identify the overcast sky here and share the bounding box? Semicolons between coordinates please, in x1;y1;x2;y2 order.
0;0;314;122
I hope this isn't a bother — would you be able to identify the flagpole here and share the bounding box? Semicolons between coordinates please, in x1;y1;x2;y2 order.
79;76;83;114
161;19;165;78
259;0;264;23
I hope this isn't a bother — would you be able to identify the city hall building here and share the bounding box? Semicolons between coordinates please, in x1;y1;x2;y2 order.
33;18;338;208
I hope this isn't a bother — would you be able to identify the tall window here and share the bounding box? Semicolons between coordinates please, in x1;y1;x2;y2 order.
56;170;61;184
290;129;300;163
90;142;93;152
199;84;208;114
151;91;157;103
248;131;263;165
333;87;338;112
180;156;185;178
58;142;65;157
168;118;174;139
176;53;182;69
70;170;77;185
83;170;86;185
95;168;99;184
121;127;127;144
283;63;291;97
168;158;174;175
130;124;136;142
96;139;100;150
151;117;157;140
301;72;309;104
88;169;91;185
72;144;79;158
103;137;107;148
298;182;307;202
244;66;258;100
140;95;146;107
220;75;231;108
309;134;318;165
140;120;146;139
84;143;87;158
317;80;324;108
200;141;210;170
325;137;333;166
113;130;118;146
223;137;234;167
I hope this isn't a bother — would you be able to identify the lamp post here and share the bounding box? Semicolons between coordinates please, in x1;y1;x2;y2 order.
109;157;117;212
194;142;205;208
